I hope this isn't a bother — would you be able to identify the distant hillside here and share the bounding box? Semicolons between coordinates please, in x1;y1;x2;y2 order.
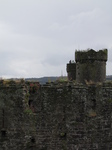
9;75;112;85
25;75;112;84
106;75;112;80
25;76;60;84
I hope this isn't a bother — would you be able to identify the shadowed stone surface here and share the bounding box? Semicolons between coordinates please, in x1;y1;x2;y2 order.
0;80;112;150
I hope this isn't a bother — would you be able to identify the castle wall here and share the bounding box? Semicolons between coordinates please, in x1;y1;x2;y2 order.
34;82;112;150
0;81;37;150
0;80;25;149
0;80;112;150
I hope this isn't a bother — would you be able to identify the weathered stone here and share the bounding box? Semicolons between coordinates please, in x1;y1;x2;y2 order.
0;81;112;150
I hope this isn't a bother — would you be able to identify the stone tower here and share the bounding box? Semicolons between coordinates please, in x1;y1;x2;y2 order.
66;60;76;80
75;49;108;83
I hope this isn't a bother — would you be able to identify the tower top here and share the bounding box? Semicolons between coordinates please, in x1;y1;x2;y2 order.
75;49;107;62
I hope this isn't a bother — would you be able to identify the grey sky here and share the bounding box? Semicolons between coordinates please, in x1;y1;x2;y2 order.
0;0;112;78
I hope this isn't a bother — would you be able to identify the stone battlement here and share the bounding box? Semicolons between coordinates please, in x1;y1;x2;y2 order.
75;49;107;62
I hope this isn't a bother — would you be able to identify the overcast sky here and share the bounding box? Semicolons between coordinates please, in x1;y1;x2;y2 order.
0;0;112;78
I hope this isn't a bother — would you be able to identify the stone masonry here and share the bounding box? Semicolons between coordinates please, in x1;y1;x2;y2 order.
67;49;107;83
0;80;112;150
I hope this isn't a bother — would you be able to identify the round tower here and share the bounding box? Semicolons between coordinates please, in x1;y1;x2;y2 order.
75;49;108;83
66;60;76;81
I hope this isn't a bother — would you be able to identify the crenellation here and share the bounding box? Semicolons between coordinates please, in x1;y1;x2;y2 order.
75;49;107;62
